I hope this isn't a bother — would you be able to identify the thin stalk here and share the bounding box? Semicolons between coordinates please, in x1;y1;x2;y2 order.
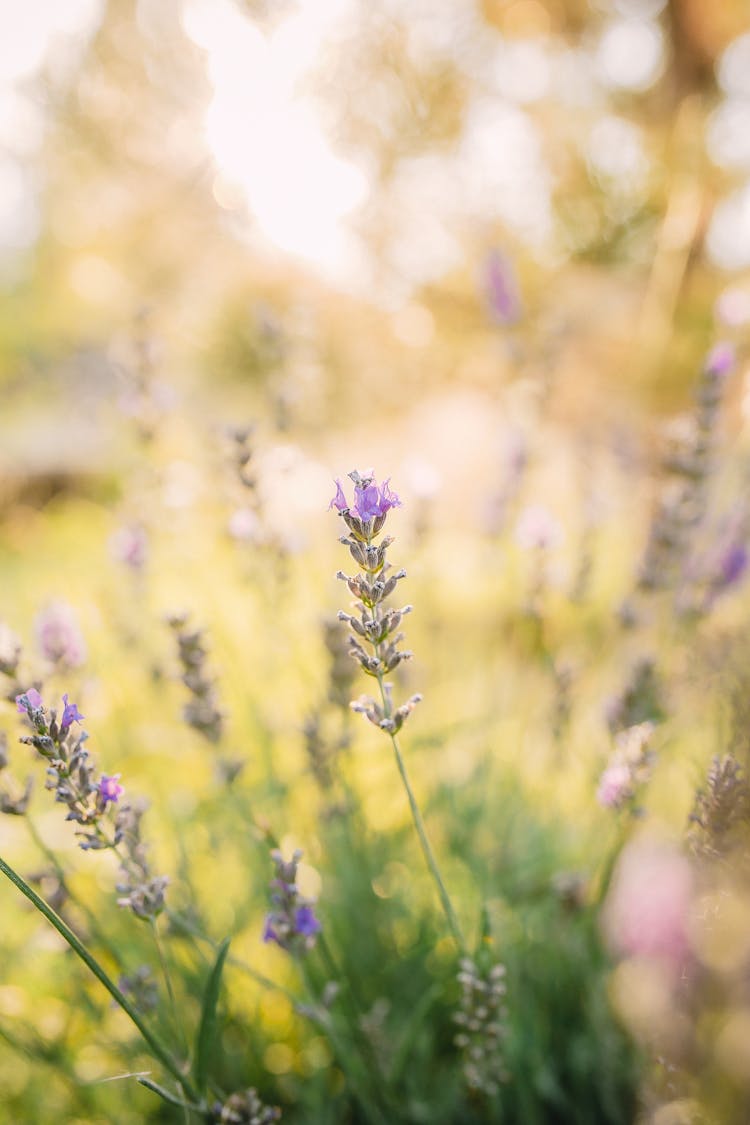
24;816;126;971
151;915;190;1062
298;958;391;1125
376;673;465;953
0;854;201;1106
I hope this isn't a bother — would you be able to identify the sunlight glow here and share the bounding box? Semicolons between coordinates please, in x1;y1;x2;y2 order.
182;0;369;279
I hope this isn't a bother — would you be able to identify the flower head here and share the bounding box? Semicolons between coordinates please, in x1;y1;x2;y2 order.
16;688;43;715
110;523;149;570
262;849;321;952
719;542;749;589
99;774;124;804
596;762;632;809
34;602;86;669
329;472;402;524
60;694;84;730
294;904;322;938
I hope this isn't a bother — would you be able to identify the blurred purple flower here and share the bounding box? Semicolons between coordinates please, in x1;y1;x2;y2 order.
99;774;123;804
110;524;148;570
603;837;693;969
34;602;86;669
294;904;322;938
262;915;279;944
16;688;43;714
514;504;563;551
596;762;632;809
60;694;84;730
719;542;749;588
481;249;522;326
704;341;735;379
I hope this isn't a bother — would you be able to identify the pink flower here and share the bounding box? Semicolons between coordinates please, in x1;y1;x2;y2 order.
603;838;693;968
34;602;86;669
514;504;563;551
110;524;148;570
16;688;43;714
597;762;632;808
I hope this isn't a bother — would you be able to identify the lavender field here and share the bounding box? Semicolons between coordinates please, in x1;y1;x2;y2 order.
2;2;750;1122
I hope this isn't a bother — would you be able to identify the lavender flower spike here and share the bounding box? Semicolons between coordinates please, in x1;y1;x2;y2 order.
262;849;321;953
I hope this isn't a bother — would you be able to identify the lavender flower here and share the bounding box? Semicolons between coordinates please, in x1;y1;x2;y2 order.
166;612;225;743
15;691;120;850
703;341;735;379
481;249;522;326
263;849;321;953
16;688;43;716
60;694;84;731
210;1087;281;1124
114;800;169;920
454;957;509;1096
596;762;632;809
330;470;402;531
597;722;656;811
110;523;149;571
34;602;86;669
331;467;465;953
99;774;124;804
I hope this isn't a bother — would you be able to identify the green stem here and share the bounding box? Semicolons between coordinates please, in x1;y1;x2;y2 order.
24;817;126;971
377;674;465;952
0;854;201;1106
298;958;390;1125
151;915;190;1062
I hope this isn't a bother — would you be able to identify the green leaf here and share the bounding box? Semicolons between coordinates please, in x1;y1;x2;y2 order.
194;936;230;1094
137;1076;203;1113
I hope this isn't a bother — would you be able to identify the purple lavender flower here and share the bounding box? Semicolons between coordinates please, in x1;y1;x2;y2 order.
16;688;43;715
99;774;124;804
719;542;749;588
704;341;736;379
34;602;86;669
294;904;322;938
60;694;84;730
262;916;279;944
110;523;148;570
330;479;348;512
596;762;632;809
481;249;522;326
262;849;321;953
329;472;402;522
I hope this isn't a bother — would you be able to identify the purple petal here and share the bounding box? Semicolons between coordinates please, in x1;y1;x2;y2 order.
354;482;382;520
329;479;349;512
60;693;85;730
16;688;43;714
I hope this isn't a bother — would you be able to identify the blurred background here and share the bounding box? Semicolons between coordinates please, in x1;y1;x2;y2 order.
2;0;750;1122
